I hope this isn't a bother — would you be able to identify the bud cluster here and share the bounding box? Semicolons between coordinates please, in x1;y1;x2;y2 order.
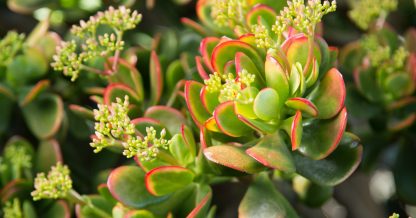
31;162;72;201
52;6;142;81
123;127;171;160
0;31;25;66
348;0;397;30
2;198;22;218
211;0;248;29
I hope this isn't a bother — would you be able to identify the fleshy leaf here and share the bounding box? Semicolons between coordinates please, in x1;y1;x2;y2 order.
185;81;211;127
211;40;263;75
294;132;362;186
43;200;71;218
299;107;347;159
22;93;63;139
144;106;186;136
285;97;318;117
265;55;289;101
214;101;252;137
35;139;63;173
394;143;416;204
238;173;298;218
253;88;281;121
145;166;194;196
103;83;141;106
149;51;163;105
108;58;144;100
19;79;50;106
246;133;295;172
282;111;303;151
203;145;265;174
307;68;346;119
107;166;168;208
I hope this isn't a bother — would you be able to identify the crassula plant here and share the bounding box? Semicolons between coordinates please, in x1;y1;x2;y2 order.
0;1;370;217
341;0;416;206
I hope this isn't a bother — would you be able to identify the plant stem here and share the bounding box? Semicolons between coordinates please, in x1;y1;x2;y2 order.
80;65;105;75
67;189;111;218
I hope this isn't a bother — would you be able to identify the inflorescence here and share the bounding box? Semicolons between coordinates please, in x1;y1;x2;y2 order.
204;70;256;103
348;0;397;30
211;0;248;29
51;6;142;81
91;95;171;161
0;31;25;67
272;0;336;37
31;162;72;201
2;198;22;218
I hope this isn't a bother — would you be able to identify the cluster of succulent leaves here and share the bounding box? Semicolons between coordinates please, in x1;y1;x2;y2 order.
7;0;416;217
341;0;416;206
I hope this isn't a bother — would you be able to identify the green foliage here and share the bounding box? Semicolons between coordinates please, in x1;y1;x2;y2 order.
0;31;25;67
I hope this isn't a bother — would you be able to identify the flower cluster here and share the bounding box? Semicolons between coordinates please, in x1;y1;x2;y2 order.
211;0;248;29
362;34;409;71
348;0;397;30
4;143;32;172
123;127;171;161
272;0;336;37
52;6;142;81
0;31;25;66
31;162;72;201
204;70;256;103
2;198;22;218
90;96;135;153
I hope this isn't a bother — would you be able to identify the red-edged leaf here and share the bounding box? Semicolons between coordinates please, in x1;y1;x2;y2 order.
235;52;265;87
103;83;141;105
265;55;289;101
181;17;208;36
20;79;50;106
307;68;346;119
22;93;63;139
214;101;252;137
237;115;278;134
150;51;163;105
69;104;94;120
199;37;220;71
107;57;144;100
282;34;321;68
185;81;211;127
107;166;168;208
0;179;32;203
285;97;318;117
204;117;221;132
200;86;220;113
203;145;265;174
246;4;277;27
43;200;71;218
211;40;263;75
145;166;194;196
35;139;63;173
299;107;347;160
282;111;303;151
246;133;295;172
186;189;212;218
195;56;210;80
294;132;362;186
144;106;186;135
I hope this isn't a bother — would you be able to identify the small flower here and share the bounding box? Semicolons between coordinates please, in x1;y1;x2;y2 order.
0;31;25;66
272;0;336;37
4;143;32;172
251;24;274;49
348;0;397;30
204;72;222;92
51;40;82;81
3;198;23;218
90;96;135;153
122;127;171;161
211;0;248;29
389;213;400;218
31;162;72;201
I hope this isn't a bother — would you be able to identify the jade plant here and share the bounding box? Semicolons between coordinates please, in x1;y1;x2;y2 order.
341;0;416;205
0;0;373;217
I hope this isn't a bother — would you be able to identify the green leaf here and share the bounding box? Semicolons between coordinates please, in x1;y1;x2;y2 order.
19;79;50;106
292;175;333;207
214;101;252;137
298;107;347;159
43;200;70;218
77;195;114;218
246;133;295;173
307;68;346;119
282;35;321;70
238;173;298;218
211;40;263;76
294;132;362;186
235;52;265;87
285;97;318;117
203;145;265;174
253;88;281;121
265;55;289;101
185;81;211;127
108;58;144;101
145;166;194;196
170;134;194;166
35;139;63;173
144;106;186;136
200;86;220;114
0;179;32;203
237;115;278;134
394;143;416;204
0;90;14;135
166;60;185;92
149;51;163;105
22;93;63;139
107;166;168;208
6;48;48;86
246;4;277;28
103;83;141;106
186;185;212;218
124;210;155;218
282;111;303;151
